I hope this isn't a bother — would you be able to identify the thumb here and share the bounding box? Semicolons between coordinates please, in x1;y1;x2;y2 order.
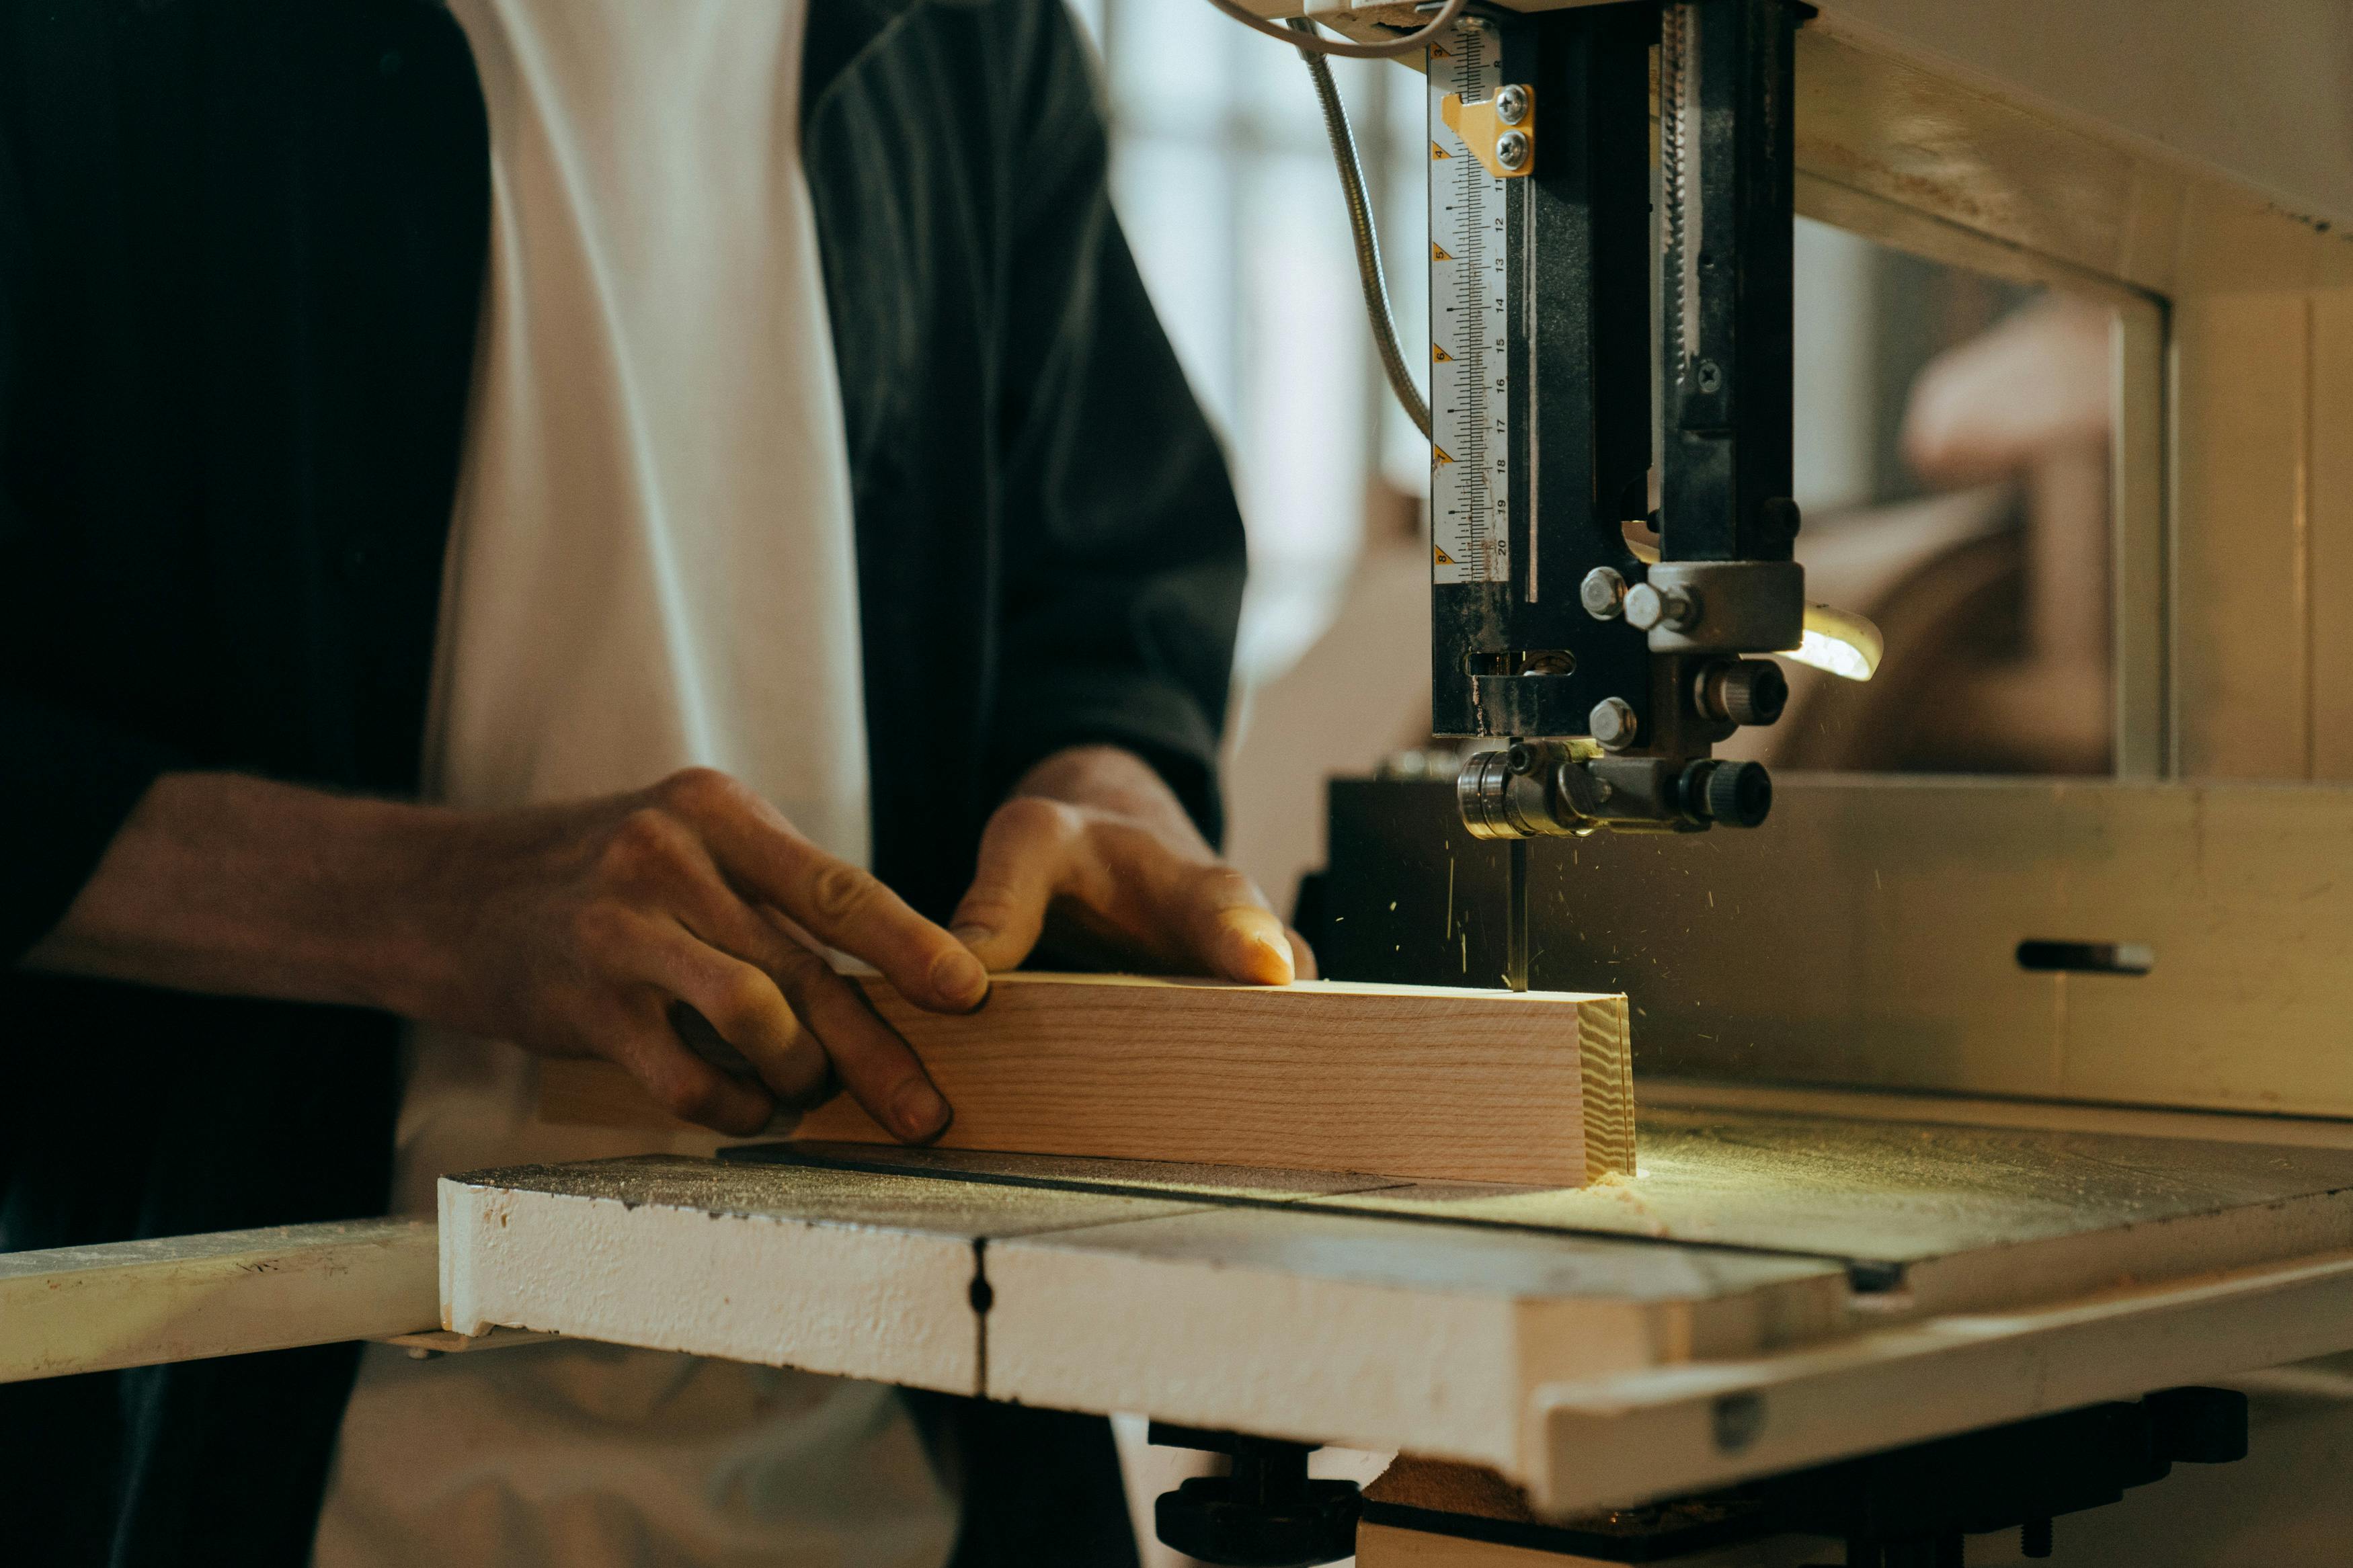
949;797;1075;971
1163;862;1295;985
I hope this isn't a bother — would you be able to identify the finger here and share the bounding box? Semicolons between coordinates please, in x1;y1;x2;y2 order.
669;772;986;1013
949;796;1080;972
1146;856;1293;985
1199;897;1297;985
597;1002;778;1138
1072;820;1294;985
1287;927;1319;981
763;917;953;1143
594;903;832;1110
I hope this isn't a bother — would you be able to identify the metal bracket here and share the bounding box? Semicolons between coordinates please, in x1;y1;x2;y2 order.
1440;82;1535;178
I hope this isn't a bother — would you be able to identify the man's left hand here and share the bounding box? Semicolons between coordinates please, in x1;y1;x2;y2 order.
949;746;1315;985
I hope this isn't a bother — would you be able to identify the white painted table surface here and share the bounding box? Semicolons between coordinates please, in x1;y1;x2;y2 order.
12;1097;2352;1512
1;1218;439;1383
438;1100;2353;1513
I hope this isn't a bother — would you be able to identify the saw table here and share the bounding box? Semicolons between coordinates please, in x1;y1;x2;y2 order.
430;1084;2353;1528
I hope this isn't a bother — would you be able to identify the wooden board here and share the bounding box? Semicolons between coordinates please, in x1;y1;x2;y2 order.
438;1154;1210;1393
1;1219;438;1383
540;973;1634;1187
1326;778;2353;1122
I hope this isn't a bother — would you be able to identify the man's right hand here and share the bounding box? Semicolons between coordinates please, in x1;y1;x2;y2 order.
22;768;983;1139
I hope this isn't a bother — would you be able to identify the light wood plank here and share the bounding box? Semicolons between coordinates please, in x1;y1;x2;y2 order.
0;1219;437;1383
1327;778;2353;1122
2311;289;2353;782
438;1155;1209;1394
982;1205;1847;1473
2173;290;2313;779
541;973;1634;1188
2111;298;2169;777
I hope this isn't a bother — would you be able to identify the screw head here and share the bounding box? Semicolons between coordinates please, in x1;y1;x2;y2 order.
1494;85;1530;125
1579;567;1627;620
1589;696;1638;751
1495;130;1530;171
1696;359;1724;394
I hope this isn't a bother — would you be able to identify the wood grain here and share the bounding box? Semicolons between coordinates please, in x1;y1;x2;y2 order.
540;974;1635;1187
1329;778;2353;1124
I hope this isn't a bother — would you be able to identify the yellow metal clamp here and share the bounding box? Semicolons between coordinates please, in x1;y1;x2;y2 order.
1439;82;1536;179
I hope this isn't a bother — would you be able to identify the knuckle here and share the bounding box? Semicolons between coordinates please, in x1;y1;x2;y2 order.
570;899;636;962
643;1059;727;1124
953;891;1024;930
763;940;830;1003
604;807;692;881
655;767;737;817
1191;864;1261;909
711;968;781;1036
804;859;874;924
991;795;1081;845
656;1077;721;1124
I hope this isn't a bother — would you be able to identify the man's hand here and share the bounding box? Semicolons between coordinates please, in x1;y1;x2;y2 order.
26;768;982;1140
950;746;1315;984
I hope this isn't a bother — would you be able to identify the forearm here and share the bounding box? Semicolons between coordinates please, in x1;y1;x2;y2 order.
19;772;471;1018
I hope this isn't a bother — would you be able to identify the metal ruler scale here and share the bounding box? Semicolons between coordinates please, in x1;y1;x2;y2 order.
1427;24;1513;589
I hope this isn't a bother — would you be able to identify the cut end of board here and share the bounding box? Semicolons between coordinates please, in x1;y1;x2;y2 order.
539;973;1636;1188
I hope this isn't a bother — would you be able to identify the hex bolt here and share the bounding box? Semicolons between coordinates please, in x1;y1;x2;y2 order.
1494;84;1530;125
1579;567;1628;620
1589;696;1638;751
1495;130;1531;171
1623;582;1700;634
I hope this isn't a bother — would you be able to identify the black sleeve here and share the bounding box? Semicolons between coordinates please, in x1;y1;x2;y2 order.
983;0;1248;846
0;132;186;960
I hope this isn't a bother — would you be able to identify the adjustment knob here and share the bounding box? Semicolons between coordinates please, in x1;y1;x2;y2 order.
1695;659;1789;725
1704;760;1772;828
